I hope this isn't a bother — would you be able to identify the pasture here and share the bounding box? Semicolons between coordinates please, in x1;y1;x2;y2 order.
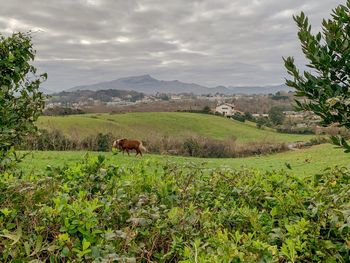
10;112;350;261
21;143;348;176
3;143;349;261
37;112;314;144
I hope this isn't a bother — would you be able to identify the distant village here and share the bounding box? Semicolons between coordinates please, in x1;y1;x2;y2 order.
46;91;243;109
45;89;310;120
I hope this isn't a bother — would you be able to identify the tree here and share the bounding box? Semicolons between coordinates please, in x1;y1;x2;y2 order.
0;32;47;169
244;111;254;121
284;1;350;150
256;117;271;129
232;112;245;122
202;105;211;114
268;106;285;126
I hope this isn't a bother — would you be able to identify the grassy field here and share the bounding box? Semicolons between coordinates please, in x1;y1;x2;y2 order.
11;116;350;262
37;112;314;143
21;143;348;176
7;145;350;261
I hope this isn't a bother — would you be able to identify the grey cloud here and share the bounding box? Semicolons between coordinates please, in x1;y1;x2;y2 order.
0;0;346;91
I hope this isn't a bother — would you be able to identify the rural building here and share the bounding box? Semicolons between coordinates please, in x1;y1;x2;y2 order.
215;103;236;117
252;113;269;118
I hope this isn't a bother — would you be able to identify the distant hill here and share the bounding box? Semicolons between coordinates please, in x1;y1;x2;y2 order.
37;112;313;143
39;87;55;94
51;89;144;103
66;74;292;95
227;84;291;94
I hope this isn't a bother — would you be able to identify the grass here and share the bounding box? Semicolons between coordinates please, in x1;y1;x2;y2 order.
21;143;348;176
6;147;350;261
37;112;314;144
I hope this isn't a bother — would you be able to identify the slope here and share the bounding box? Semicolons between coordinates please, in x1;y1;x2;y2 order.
37;112;314;143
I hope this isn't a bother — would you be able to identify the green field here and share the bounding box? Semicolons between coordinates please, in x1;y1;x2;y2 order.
12;113;350;261
37;112;314;143
21;143;348;176
6;144;350;261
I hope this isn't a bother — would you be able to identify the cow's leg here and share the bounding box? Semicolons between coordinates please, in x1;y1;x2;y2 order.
126;149;130;156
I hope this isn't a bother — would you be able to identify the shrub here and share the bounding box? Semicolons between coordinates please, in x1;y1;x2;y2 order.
0;156;349;261
256;117;271;129
21;129;114;152
0;32;46;170
21;131;291;158
277;126;315;134
268;106;285;126
284;1;350;150
231;112;245;122
244;111;255;121
43;107;85;116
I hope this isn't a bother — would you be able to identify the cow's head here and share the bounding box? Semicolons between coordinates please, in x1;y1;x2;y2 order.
113;138;127;148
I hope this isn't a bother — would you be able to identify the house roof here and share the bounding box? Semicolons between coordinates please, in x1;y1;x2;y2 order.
216;103;235;108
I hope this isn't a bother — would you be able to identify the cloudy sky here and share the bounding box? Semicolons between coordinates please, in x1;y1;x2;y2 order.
0;0;345;91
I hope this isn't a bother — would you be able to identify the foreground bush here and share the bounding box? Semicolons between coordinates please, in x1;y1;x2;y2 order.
0;156;349;262
0;32;46;170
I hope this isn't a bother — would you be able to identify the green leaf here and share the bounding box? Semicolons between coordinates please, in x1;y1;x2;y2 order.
24;241;31;256
82;239;91;251
0;226;22;245
30;235;43;256
8;52;14;62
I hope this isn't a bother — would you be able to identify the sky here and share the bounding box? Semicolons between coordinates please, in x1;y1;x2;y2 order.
0;0;345;91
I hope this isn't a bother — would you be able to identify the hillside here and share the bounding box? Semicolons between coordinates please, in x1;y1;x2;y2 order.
50;89;144;103
67;74;213;94
66;74;291;95
37;112;313;143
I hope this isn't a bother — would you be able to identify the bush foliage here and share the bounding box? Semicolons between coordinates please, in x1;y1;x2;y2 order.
21;130;288;158
0;156;349;262
0;32;46;170
284;1;350;150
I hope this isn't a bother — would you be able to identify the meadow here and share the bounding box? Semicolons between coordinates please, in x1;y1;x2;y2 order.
6;113;350;262
37;112;314;144
21;143;348;176
2;143;349;262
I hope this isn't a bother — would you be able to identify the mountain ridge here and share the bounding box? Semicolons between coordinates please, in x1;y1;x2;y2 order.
66;74;292;95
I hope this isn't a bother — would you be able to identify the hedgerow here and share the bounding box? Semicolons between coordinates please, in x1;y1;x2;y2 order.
0;156;349;262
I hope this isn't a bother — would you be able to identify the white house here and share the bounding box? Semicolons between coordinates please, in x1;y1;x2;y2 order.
215;103;236;117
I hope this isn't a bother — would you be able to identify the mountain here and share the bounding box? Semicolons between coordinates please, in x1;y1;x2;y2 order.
228;84;292;94
40;87;55;94
66;75;292;95
67;74;220;94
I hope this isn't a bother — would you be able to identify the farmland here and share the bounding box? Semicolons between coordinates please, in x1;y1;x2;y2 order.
3;1;350;260
21;143;348;176
1;144;349;261
5;112;349;262
37;112;314;144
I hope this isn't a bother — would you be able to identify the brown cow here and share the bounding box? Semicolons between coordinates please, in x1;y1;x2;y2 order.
112;138;146;156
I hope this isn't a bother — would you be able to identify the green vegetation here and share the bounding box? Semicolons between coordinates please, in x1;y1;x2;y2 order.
284;1;350;150
21;144;348;176
3;2;350;261
2;153;349;261
0;32;46;170
268;106;285;126
37;112;314;144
